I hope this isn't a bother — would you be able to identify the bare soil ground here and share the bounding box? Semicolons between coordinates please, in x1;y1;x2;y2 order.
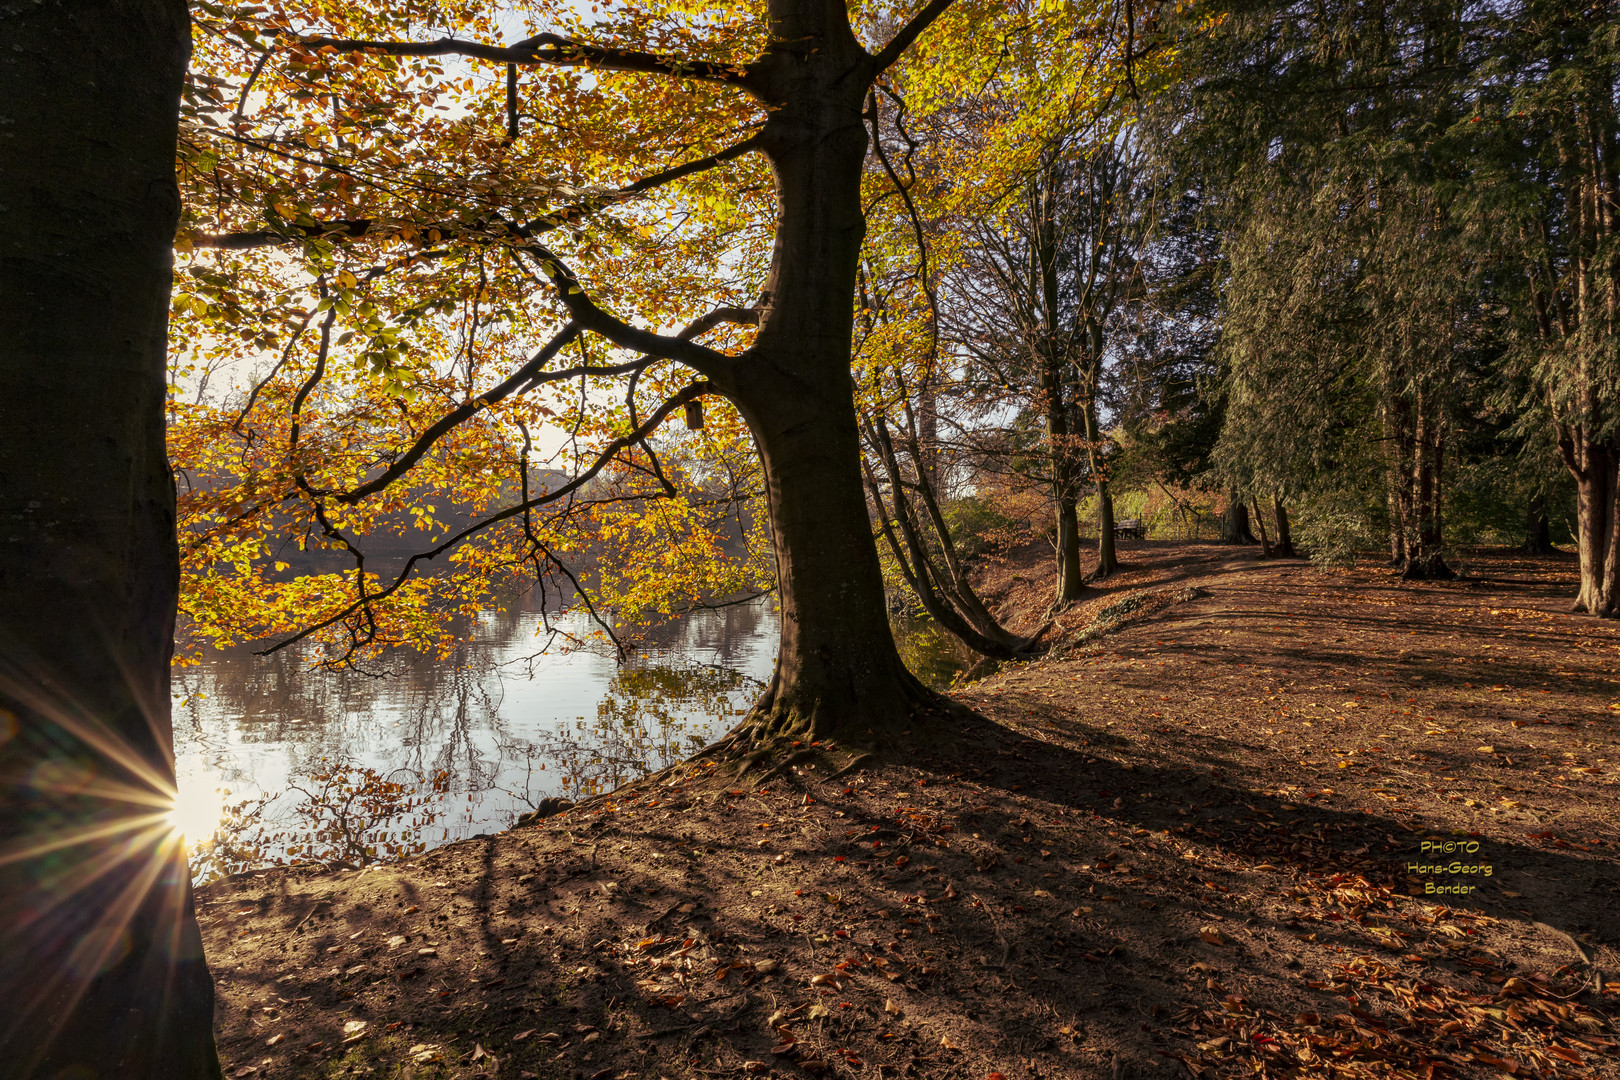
200;542;1620;1080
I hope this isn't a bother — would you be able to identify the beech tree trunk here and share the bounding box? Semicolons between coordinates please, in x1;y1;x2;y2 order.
0;2;219;1076
722;1;932;741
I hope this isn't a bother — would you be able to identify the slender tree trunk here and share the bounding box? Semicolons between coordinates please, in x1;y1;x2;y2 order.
1252;497;1272;555
1083;391;1119;576
1272;496;1298;557
863;418;1028;659
1388;485;1406;566
1403;404;1452;580
1386;392;1415;566
0;2;219;1076
1543;78;1616;615
1032;174;1084;607
1041;357;1085;604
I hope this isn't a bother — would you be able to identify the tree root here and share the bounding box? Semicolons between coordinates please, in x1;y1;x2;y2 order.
827;751;876;780
750;747;820;788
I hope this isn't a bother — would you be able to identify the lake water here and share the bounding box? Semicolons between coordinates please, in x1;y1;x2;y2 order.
171;598;966;880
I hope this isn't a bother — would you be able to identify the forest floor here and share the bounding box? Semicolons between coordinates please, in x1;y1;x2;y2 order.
199;541;1620;1080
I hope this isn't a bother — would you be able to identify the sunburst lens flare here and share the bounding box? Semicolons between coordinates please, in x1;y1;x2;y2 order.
166;781;225;845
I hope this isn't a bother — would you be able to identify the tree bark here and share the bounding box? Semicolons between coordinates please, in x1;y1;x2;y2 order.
1031;177;1085;606
1041;358;1085;603
862;418;1030;660
718;2;934;743
1083;389;1119;576
1401;402;1452;580
1523;491;1555;554
1271;496;1298;557
0;2;219;1076
1221;492;1256;544
1564;435;1619;616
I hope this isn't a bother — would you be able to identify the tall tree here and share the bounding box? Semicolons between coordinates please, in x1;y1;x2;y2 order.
0;1;220;1075
1474;0;1620;614
176;0;990;756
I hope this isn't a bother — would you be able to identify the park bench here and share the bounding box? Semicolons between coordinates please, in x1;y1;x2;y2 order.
1114;518;1145;540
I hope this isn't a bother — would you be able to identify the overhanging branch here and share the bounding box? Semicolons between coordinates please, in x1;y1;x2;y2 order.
302;31;755;90
189;131;764;251
257;381;717;657
517;243;747;384
336;323;583;504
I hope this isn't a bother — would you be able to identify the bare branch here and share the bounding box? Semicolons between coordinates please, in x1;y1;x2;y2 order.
517;243;749;383
302;32;754;89
870;0;957;74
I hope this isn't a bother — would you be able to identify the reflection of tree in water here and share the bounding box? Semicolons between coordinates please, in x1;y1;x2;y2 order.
506;663;758;805
395;659;505;813
173;596;779;867
632;598;771;668
888;614;971;690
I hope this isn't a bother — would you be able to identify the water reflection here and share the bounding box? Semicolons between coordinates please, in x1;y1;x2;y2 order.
173;597;777;880
173;598;969;881
891;612;975;689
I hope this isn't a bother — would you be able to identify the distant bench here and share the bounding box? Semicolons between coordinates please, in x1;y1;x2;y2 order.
1114;518;1145;540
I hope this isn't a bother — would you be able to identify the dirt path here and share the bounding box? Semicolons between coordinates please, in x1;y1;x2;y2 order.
201;544;1620;1080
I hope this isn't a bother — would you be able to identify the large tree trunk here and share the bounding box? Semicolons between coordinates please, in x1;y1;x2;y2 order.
1221;492;1256;544
0;2;219;1076
743;392;927;738
722;2;931;743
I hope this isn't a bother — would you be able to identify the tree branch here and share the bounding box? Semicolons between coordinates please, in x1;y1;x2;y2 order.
190;131;763;250
194;217;375;250
517;243;749;383
257;382;716;657
302;32;754;89
336;323;583;504
526;131;764;232
870;0;958;73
